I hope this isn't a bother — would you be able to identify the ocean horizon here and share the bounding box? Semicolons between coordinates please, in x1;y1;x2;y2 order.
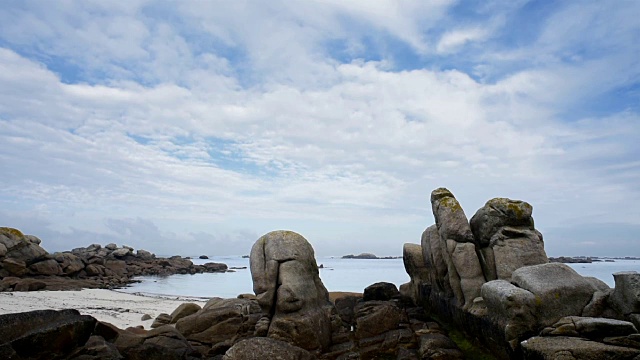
119;256;640;299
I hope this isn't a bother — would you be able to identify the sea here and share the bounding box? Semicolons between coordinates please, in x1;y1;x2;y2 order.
119;256;640;299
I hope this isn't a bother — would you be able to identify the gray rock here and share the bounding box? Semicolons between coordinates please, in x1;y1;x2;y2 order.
54;252;85;275
5;242;48;265
450;242;485;309
574;316;637;339
24;235;41;245
354;301;402;340
512;263;598;327
585;276;611;292
136;249;154;260
421;225;451;297
363;282;399;301
116;325;200;359
112;248;132;258
175;298;261;346
151;313;171;328
2;258;28;276
491;227;548;280
583;290;614;317
69;335;123;359
105;243;118;251
430;188;475;243
402;243;429;303
223;337;315;360
0;309;97;359
611;271;640;315
418;332;464;360
521;336;640;360
0;243;6;257
29;259;62;276
250;230;333;352
86;244;102;252
470;197;534;247
169;302;201;324
543;316;638;340
469;197;548;281
481;280;537;348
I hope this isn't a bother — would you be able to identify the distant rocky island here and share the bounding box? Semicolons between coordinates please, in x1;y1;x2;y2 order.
549;256;619;263
341;252;401;259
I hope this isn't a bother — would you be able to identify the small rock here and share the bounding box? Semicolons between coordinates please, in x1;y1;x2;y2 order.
363;282;400;301
151;313;171;328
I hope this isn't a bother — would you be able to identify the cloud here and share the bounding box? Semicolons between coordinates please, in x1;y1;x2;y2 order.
0;1;639;257
436;27;491;54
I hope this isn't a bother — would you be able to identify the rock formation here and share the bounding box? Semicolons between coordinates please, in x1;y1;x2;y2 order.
0;227;228;291
249;230;335;353
403;187;640;359
1;229;473;359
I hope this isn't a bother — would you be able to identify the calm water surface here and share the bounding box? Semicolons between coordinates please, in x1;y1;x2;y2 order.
120;256;640;298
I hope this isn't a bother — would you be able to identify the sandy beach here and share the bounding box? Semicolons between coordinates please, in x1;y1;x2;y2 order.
0;289;208;329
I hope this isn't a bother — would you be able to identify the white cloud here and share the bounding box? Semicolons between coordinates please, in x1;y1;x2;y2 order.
436;27;491;54
0;1;639;257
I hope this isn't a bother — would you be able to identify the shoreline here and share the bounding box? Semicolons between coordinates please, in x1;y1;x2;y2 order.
0;288;208;330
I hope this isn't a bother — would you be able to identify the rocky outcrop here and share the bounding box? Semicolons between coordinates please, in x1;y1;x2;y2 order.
402;187;640;359
250;230;335;353
175;297;262;356
470;198;548;281
431;188;486;310
0;227;228;291
223;337;315;360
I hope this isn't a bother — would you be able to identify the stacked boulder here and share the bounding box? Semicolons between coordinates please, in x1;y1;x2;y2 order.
0;227;228;291
402;188;640;359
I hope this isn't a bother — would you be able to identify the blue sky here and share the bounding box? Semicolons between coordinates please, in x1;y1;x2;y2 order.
0;0;639;257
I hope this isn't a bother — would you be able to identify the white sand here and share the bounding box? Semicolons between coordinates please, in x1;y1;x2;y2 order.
0;289;208;330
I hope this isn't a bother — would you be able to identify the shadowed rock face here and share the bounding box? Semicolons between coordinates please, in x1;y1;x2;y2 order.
249;230;333;353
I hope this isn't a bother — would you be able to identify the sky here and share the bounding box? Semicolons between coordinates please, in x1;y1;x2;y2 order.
0;0;639;257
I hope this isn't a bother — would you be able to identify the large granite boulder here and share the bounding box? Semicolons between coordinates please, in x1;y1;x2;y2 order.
114;325;200;360
53;252;85;275
250;230;335;353
610;271;640;316
512;263;599;327
401;243;429;303
481;280;537;349
0;227;48;266
421;224;451;297
223;337;315;360
29;258;63;276
175;298;261;349
470;198;548;281
0;309;96;359
169;302;202;324
541;316;637;339
353;300;403;340
363;282;400;302
521;336;640;360
430;188;485;309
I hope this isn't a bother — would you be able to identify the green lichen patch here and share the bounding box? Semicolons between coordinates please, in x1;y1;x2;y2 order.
448;328;497;360
0;227;25;238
